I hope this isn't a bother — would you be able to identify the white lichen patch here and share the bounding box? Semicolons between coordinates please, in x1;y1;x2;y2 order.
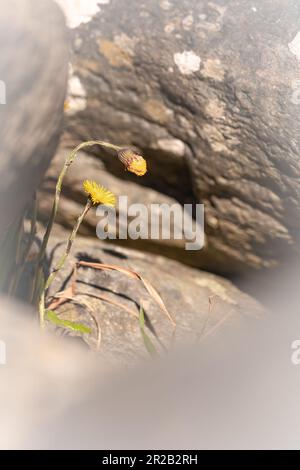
164;23;175;34
174;51;201;75
65;66;87;115
160;0;172;10
182;14;194;31
288;32;300;61
55;0;107;28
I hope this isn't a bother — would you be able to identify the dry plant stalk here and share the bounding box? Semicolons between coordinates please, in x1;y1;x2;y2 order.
38;199;92;327
77;261;176;327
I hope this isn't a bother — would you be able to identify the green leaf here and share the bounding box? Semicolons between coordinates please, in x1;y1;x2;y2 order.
46;310;92;334
139;305;145;329
139;307;158;357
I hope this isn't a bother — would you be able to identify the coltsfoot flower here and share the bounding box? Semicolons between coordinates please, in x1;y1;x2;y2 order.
117;148;147;176
83;180;116;206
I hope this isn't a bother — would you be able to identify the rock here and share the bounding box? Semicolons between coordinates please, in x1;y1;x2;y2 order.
0;0;68;233
1;292;300;450
0;0;68;288
60;0;300;275
0;296;107;449
39;147;212;269
46;234;263;363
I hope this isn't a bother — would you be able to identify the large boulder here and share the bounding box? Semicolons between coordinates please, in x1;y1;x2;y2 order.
0;0;68;287
60;0;300;275
45;234;263;362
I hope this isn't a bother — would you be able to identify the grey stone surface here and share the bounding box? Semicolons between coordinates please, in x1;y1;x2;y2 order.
39;147;208;269
62;0;300;275
46;234;263;363
0;0;68;242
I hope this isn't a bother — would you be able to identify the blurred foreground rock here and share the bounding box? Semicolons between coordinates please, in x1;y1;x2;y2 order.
1;290;300;450
60;0;300;275
0;297;105;449
0;0;68;287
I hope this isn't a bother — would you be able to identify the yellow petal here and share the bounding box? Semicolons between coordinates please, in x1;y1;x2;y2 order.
83;180;116;206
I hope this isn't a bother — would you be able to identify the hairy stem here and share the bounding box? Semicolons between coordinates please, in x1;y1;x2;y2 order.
39;199;92;326
45;199;92;291
32;140;121;303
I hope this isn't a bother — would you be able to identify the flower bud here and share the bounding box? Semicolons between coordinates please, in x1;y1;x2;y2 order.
117;148;147;176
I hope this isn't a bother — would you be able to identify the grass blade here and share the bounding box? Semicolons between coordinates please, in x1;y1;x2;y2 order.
139;306;158;357
46;309;92;334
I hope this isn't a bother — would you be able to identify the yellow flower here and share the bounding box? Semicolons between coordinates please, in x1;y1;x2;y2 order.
83;180;116;206
117;148;147;176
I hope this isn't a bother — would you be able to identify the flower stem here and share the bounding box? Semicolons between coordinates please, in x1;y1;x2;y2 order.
39;199;92;327
40;140;120;265
45;199;92;291
32;140;121;303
